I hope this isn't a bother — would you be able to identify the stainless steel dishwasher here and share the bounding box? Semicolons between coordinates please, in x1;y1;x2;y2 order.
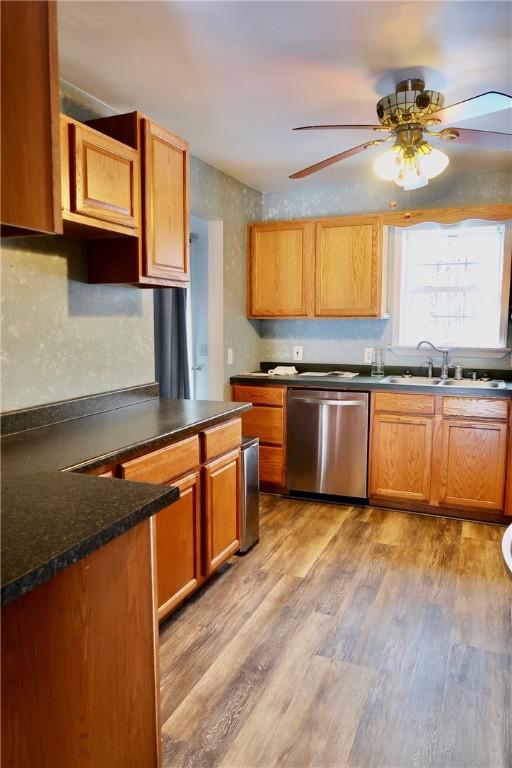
287;389;369;498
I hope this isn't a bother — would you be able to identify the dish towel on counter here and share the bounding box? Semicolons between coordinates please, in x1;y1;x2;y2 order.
268;366;298;376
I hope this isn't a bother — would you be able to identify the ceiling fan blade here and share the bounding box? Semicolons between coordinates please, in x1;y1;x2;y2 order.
289;141;377;179
293;124;382;131
437;127;512;150
430;91;512;125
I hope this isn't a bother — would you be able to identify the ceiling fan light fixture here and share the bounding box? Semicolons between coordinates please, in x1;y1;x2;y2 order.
416;143;450;179
373;146;401;181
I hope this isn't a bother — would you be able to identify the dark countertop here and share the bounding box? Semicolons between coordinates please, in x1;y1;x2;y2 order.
1;398;250;606
230;373;512;397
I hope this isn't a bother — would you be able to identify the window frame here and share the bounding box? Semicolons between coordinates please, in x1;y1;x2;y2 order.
390;220;512;356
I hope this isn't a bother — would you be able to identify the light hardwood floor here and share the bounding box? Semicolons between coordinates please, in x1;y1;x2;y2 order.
159;495;512;768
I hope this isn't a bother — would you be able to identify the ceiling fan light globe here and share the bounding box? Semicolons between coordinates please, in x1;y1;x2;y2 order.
373;149;401;181
399;174;429;191
418;147;450;179
396;162;424;190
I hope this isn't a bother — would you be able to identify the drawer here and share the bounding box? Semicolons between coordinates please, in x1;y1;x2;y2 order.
202;418;242;462
259;445;285;486
241;406;284;445
84;465;115;477
120;435;199;484
373;392;435;415
232;384;285;407
442;396;509;421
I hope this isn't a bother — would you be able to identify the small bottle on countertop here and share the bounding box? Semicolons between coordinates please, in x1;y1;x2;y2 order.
454;365;463;380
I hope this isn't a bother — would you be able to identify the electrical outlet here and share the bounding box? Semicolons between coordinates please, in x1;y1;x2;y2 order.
293;345;303;361
227;348;233;365
363;347;375;364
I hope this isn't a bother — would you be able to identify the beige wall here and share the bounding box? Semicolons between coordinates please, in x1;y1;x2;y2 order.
0;237;155;411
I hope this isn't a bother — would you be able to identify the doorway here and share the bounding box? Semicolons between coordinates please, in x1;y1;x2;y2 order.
188;216;223;400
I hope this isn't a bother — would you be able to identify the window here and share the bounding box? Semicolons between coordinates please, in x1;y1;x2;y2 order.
393;222;511;350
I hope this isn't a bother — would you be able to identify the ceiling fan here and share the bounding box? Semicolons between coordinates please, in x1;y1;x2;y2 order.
290;78;512;190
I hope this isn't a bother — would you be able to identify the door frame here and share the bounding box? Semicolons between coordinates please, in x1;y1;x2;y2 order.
188;217;224;400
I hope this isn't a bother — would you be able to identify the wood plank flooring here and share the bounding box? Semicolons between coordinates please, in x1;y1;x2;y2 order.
159;495;512;768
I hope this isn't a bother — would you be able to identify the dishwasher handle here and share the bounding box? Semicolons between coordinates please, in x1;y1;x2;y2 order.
289;397;364;407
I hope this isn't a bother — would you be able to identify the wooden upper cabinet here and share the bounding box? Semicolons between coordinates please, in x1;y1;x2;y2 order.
85;111;189;287
1;1;62;236
142;119;189;283
248;222;314;317
370;413;433;502
437;419;508;510
60;116;140;236
315;216;384;317
203;449;241;575
247;216;385;319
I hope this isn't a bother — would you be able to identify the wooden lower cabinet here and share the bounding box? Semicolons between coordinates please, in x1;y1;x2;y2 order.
370;413;433;502
1;521;159;768
370;391;510;518
154;472;201;621
120;422;243;621
203;449;241;575
232;384;287;488
438;419;508;510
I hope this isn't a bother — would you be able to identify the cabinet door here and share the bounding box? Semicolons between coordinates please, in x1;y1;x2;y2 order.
69;121;139;229
315;217;382;317
241;405;284;446
259;445;285;486
1;1;62;235
203;449;241;575
370;413;433;501
438;420;508;510
154;472;201;621
142;118;189;283
249;222;314;317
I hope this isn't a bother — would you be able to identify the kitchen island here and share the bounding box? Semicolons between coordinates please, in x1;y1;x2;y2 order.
1;385;250;768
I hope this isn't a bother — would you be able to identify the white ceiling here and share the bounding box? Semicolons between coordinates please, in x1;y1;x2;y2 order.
58;0;512;192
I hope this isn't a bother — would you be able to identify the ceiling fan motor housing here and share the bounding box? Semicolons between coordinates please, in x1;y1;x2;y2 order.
376;79;445;127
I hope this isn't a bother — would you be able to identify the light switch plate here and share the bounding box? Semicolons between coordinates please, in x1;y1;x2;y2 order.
293;345;303;361
227;348;234;365
363;347;375;364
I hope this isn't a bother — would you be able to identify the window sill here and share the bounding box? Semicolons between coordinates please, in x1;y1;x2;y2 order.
388;347;511;359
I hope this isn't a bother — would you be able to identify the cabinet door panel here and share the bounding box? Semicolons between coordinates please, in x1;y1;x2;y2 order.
204;450;240;575
439;420;507;510
1;0;62;235
315;217;382;317
154;472;201;621
1;521;159;768
370;414;433;501
241;406;284;445
142;119;189;282
71;122;139;228
249;223;313;317
259;445;285;486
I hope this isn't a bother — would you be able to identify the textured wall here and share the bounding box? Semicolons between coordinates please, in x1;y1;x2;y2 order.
0;237;155;411
190;155;262;393
259;168;512;371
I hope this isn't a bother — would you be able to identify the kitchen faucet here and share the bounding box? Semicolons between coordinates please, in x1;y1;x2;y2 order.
416;341;451;380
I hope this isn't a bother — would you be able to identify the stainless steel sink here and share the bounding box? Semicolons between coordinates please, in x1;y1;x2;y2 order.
438;379;506;389
381;376;506;389
381;376;443;386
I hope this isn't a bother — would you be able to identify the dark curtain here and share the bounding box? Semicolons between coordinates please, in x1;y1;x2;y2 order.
154;288;191;399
